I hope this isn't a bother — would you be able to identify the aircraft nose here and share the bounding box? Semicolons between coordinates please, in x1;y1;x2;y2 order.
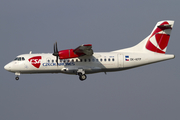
4;63;11;71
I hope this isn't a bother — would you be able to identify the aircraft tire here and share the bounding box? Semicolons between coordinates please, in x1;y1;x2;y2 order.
79;74;87;81
15;76;19;80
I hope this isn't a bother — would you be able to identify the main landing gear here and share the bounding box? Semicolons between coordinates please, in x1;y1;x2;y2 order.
77;69;87;81
78;73;87;81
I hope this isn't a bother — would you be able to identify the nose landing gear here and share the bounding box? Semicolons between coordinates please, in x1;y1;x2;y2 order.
15;72;20;81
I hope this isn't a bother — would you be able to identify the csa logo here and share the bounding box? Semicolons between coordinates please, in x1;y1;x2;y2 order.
146;21;171;54
28;56;42;68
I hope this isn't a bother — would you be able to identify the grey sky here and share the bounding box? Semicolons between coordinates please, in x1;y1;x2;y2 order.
1;0;180;120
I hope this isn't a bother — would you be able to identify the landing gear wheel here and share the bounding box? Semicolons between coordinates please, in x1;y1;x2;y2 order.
79;74;87;81
15;76;19;80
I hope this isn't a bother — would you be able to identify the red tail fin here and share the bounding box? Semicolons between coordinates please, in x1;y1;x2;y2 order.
145;20;174;54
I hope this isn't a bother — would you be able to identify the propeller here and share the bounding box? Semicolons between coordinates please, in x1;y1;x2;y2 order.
52;42;59;66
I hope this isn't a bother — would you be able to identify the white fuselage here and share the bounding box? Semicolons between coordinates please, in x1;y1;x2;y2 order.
4;51;174;75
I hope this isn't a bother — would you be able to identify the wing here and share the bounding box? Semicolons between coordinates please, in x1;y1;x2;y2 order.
73;44;93;56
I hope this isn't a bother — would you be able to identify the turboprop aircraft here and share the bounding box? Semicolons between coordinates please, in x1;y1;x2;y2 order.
4;20;175;81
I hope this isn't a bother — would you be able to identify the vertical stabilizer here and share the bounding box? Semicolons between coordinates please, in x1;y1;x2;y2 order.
145;20;174;53
113;20;174;53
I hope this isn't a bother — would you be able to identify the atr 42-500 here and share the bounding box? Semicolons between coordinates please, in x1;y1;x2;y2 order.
4;20;175;81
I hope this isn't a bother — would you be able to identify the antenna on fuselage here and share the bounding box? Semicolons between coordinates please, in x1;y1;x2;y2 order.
29;51;32;54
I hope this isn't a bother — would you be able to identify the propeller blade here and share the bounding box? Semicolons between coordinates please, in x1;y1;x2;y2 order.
52;42;59;66
55;42;58;53
54;43;56;53
56;56;58;66
53;42;59;56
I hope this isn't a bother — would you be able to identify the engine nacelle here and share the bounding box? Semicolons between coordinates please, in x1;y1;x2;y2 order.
58;49;84;59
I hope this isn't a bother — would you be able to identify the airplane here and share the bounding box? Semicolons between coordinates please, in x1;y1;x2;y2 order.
4;20;175;81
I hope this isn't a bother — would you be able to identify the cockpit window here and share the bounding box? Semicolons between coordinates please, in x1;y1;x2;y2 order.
14;57;25;61
18;57;21;61
14;58;18;61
